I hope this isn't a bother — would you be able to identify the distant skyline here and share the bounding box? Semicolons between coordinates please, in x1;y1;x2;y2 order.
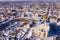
0;0;60;1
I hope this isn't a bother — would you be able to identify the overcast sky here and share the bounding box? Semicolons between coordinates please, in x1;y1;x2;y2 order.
0;0;60;1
